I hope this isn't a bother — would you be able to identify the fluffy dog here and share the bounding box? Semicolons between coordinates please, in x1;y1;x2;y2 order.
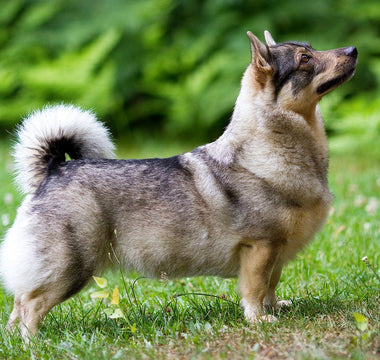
0;30;357;341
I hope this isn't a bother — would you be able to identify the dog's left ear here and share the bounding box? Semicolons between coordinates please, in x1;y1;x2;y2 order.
264;30;276;46
247;31;273;74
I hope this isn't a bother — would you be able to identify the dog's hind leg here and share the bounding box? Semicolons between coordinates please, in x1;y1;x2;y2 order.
6;296;21;333
17;286;63;343
1;203;100;342
15;261;95;343
239;241;280;323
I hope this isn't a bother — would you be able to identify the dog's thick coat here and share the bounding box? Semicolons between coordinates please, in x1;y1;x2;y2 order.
0;31;357;341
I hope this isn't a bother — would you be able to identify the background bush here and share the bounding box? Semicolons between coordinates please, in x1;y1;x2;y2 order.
0;0;379;145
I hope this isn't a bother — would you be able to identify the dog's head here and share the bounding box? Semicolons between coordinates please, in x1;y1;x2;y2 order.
246;31;357;115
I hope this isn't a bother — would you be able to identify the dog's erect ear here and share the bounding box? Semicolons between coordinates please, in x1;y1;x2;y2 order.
247;31;273;73
264;30;276;46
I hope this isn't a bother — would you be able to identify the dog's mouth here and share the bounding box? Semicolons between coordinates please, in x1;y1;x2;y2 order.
316;67;356;95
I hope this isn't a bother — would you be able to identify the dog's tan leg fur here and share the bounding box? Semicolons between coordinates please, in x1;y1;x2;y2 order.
6;296;21;333
15;287;62;343
263;261;282;307
239;241;280;323
263;261;292;309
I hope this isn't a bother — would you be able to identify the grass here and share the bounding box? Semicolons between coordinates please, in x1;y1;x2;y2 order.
0;136;379;360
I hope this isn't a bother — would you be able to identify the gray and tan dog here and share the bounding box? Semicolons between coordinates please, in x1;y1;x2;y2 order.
0;30;357;341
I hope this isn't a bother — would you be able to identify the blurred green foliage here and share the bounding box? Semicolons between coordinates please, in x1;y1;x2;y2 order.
0;0;379;144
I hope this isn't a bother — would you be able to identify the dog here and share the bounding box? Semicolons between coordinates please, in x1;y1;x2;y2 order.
0;30;357;341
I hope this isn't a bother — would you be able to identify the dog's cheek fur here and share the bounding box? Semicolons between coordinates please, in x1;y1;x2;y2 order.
271;44;329;101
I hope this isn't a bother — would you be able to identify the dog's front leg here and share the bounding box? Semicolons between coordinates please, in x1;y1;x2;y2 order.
239;241;280;323
263;260;292;310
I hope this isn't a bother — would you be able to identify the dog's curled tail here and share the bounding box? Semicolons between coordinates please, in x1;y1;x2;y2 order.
13;104;115;194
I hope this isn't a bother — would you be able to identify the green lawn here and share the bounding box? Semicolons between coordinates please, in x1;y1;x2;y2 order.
0;137;379;360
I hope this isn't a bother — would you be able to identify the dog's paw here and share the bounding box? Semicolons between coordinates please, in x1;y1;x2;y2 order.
276;299;292;308
259;314;277;323
244;311;278;324
242;299;262;322
242;299;277;324
264;298;292;311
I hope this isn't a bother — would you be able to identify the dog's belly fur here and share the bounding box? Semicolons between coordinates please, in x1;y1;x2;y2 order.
24;149;330;284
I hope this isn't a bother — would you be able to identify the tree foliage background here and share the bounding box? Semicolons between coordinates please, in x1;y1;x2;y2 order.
0;0;379;149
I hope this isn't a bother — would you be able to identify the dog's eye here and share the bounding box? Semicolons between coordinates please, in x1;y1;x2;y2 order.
300;54;311;64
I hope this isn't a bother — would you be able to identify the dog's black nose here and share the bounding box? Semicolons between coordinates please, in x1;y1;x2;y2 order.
344;46;358;58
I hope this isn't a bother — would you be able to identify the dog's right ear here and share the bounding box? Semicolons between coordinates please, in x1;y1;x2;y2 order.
247;31;273;74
